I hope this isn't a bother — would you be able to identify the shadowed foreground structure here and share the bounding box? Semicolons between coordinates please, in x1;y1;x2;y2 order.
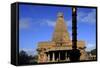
37;12;88;63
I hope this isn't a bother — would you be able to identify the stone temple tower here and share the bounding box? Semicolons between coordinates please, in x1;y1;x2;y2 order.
52;12;70;42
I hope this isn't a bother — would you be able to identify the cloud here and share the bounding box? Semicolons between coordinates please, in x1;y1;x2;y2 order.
39;18;72;28
66;19;72;27
19;18;32;29
86;43;96;51
38;19;55;27
45;19;56;27
19;17;72;29
77;9;96;24
42;9;96;28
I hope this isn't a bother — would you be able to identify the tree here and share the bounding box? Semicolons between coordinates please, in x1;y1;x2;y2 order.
91;49;96;55
19;50;29;65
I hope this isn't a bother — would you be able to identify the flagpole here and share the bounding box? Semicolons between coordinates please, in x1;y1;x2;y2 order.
72;7;77;49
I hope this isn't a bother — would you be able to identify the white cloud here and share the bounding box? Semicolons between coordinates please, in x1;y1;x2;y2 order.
86;43;96;51
41;9;96;28
38;19;56;27
65;19;72;27
77;9;96;24
40;18;72;28
45;19;56;27
19;18;32;29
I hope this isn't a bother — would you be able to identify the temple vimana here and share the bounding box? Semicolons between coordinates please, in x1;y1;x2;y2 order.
37;12;89;63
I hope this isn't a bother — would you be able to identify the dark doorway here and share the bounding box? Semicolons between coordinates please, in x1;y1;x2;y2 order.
55;51;59;61
60;51;66;60
49;52;53;61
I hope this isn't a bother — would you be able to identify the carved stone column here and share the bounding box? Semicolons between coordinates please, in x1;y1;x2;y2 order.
48;53;50;62
52;52;55;61
65;52;68;61
58;52;60;61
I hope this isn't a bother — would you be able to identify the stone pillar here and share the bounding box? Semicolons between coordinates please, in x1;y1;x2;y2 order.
48;53;50;62
52;52;55;61
65;52;68;61
58;52;60;61
65;52;69;61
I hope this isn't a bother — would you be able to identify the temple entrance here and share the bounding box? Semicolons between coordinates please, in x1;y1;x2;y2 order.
60;51;66;60
46;50;70;62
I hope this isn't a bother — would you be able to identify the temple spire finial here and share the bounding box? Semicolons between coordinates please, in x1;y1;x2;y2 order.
57;12;63;18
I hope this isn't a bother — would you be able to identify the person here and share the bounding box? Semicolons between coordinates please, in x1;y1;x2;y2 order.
69;45;81;62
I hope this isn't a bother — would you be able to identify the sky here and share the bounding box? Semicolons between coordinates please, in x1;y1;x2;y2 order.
19;4;96;55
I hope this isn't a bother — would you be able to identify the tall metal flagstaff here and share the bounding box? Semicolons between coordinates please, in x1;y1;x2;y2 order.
68;7;81;62
72;7;77;49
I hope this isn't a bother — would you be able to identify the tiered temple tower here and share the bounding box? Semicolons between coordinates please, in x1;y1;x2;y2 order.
52;12;70;42
37;12;88;63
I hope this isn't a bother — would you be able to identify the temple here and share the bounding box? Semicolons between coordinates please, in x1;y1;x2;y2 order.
37;12;88;63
